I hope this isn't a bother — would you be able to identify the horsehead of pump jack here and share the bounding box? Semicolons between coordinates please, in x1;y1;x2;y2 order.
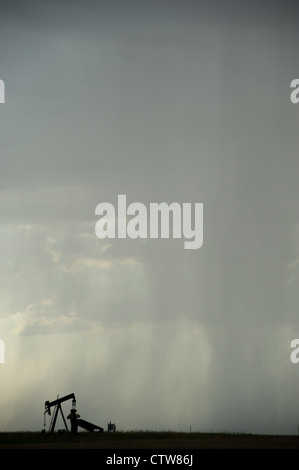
95;194;203;250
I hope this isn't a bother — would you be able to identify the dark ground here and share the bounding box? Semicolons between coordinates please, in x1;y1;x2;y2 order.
0;431;299;449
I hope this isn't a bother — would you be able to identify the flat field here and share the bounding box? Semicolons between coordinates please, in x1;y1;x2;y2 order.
0;431;298;449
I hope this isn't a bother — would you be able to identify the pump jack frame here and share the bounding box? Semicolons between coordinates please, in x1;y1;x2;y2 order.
44;393;76;433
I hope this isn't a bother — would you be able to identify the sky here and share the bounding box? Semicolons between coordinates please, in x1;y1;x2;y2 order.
0;0;299;434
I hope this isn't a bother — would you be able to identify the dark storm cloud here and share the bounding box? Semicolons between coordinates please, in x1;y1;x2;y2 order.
1;0;298;192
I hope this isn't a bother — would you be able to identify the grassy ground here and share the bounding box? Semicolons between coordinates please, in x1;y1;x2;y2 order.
0;430;299;449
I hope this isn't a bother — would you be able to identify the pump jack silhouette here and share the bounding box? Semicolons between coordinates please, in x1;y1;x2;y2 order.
43;393;104;433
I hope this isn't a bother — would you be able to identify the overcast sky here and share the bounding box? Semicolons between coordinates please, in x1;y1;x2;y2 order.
0;0;299;434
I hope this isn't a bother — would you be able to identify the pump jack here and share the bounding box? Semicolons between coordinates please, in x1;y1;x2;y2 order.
44;393;76;433
44;393;104;433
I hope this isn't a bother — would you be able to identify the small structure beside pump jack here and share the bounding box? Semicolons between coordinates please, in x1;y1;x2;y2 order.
107;421;116;432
